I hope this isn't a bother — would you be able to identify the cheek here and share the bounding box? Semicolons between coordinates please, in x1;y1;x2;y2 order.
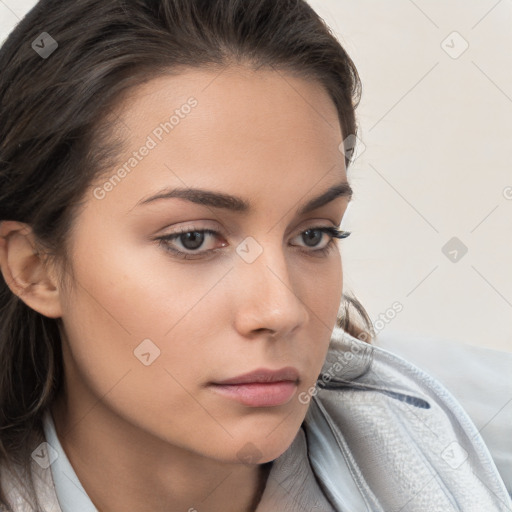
276;252;344;385
299;249;344;327
56;225;344;459
57;228;236;414
306;252;344;359
57;262;236;450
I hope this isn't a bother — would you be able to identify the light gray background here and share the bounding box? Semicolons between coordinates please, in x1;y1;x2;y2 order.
306;0;512;353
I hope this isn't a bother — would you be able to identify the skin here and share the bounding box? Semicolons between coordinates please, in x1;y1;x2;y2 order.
0;65;351;512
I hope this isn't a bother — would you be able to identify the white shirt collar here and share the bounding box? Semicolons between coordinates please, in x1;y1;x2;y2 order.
42;410;98;512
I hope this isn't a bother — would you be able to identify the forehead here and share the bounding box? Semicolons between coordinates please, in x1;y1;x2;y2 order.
117;65;343;155
88;66;347;215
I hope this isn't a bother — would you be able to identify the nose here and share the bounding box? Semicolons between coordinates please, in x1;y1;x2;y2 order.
231;241;309;339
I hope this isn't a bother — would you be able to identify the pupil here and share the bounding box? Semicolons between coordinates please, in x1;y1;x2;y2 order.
303;229;322;247
181;232;204;250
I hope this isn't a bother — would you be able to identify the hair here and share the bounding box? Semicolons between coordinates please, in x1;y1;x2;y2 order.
0;0;374;506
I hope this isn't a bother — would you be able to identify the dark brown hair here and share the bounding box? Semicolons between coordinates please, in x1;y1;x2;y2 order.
0;0;373;506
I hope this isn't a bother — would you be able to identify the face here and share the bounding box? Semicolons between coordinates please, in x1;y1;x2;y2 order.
56;65;350;464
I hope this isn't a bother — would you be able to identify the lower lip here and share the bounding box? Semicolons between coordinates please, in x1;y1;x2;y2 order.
209;381;298;407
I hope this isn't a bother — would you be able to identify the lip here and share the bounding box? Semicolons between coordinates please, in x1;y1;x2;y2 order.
209;367;300;407
212;367;300;385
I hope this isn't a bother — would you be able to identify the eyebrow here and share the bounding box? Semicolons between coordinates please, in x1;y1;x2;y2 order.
136;181;353;215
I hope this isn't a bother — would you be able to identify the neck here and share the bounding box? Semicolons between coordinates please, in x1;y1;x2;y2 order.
50;393;273;512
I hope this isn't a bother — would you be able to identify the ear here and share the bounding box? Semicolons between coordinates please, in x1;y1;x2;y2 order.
0;220;63;318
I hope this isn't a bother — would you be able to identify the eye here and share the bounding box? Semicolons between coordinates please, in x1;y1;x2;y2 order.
291;226;351;257
155;226;350;260
156;228;224;259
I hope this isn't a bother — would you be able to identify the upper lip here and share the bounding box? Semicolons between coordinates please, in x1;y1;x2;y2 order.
212;367;300;385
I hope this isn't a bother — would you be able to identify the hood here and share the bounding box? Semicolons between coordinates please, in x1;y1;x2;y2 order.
302;325;512;511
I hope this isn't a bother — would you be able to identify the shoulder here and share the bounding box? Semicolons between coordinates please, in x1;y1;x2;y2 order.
301;326;512;512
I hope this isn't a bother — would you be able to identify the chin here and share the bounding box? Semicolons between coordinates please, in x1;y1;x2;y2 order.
226;416;304;465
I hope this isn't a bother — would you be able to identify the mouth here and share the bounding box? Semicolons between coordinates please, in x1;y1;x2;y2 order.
209;367;300;407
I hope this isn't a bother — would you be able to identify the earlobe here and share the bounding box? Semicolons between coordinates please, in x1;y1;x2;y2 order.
0;220;63;319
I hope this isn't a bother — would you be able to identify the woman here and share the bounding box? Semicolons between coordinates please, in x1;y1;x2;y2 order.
0;0;509;511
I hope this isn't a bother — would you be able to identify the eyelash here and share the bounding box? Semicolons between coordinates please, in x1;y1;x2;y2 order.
155;226;351;260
